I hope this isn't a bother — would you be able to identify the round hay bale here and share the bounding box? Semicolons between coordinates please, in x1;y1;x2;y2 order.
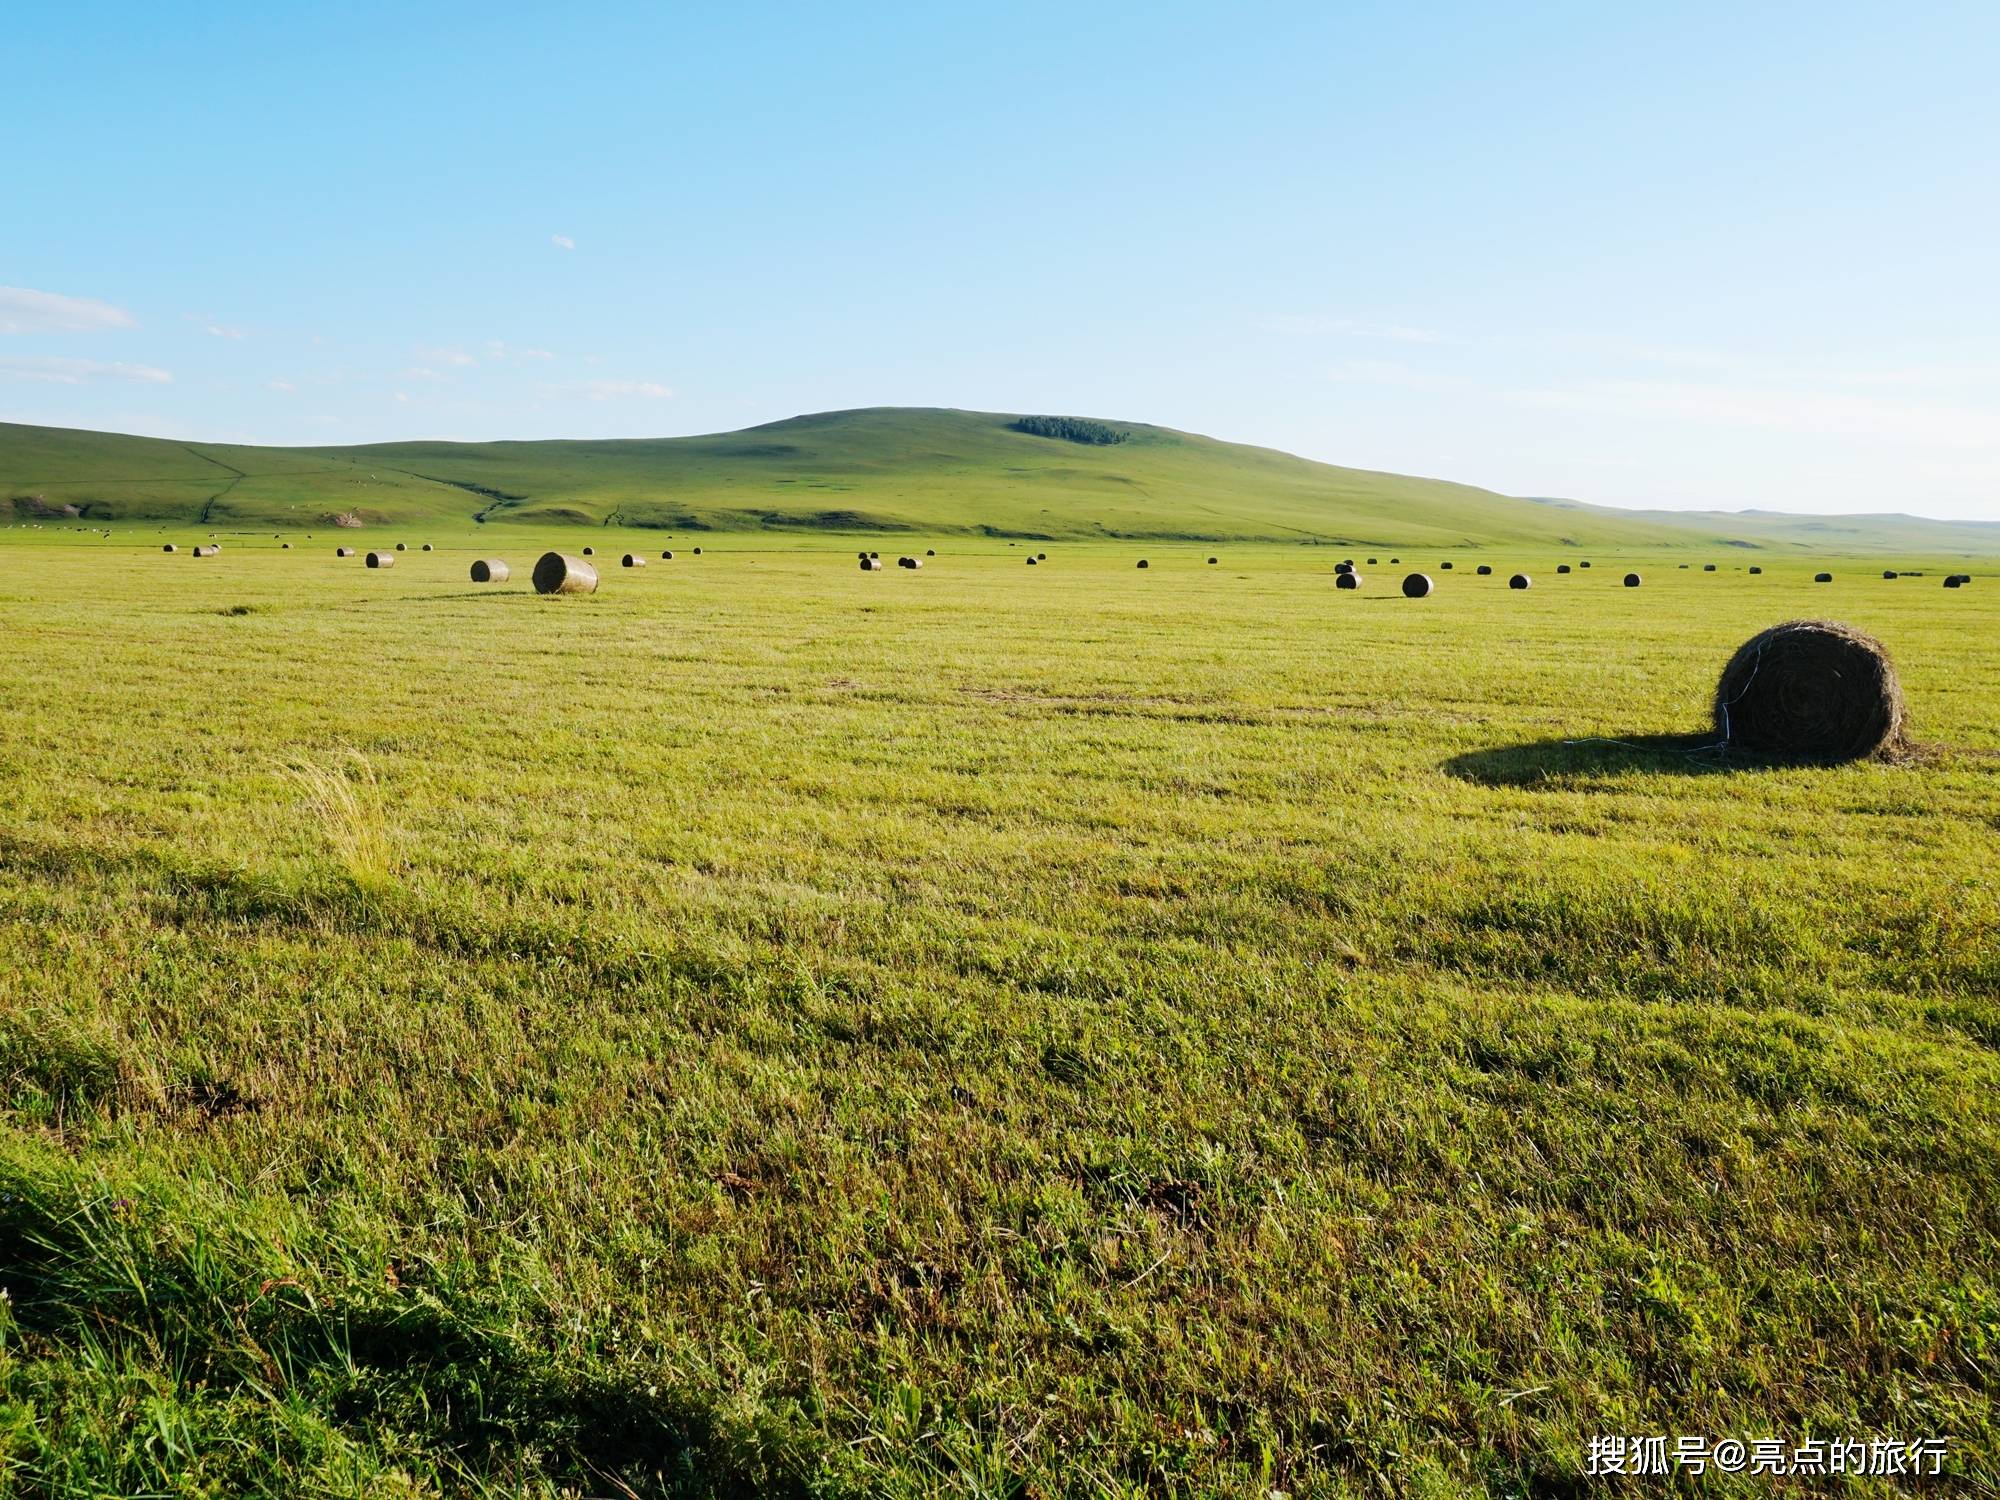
1401;573;1433;598
1025;556;1038;566
693;547;703;555
162;543;177;553
281;542;291;549
1703;563;1716;571
1749;566;1763;574
859;557;883;571
622;553;647;567
907;556;923;569
1943;575;1964;588
1508;573;1531;589
1037;552;1047;560
1713;619;1905;763
1815;572;1833;583
1367;557;1379;565
365;550;395;569
1137;559;1149;569
1556;564;1571;574
1335;571;1361;590
1389;557;1400;564
1476;564;1492;575
1679;564;1690;569
1207;556;1218;565
1624;572;1642;587
395;542;407;551
927;549;936;556
533;552;598;594
663;550;674;559
336;547;355;557
1440;561;1454;570
470;559;510;583
1334;561;1353;575
1580;561;1591;569
581;546;594;556
1882;569;1898;579
422;543;433;552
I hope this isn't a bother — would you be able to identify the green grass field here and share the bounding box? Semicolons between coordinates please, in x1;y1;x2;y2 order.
1;528;1996;1496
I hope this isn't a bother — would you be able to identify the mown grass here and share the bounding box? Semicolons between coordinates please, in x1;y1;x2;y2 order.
0;533;1995;1496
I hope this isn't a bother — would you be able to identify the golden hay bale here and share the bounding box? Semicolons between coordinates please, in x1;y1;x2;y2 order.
365;551;395;569
1509;573;1531;589
1815;572;1834;583
422;543;433;552
1026;556;1038;566
1624;572;1642;587
860;557;883;571
1402;573;1433;598
162;544;177;553
622;553;647;567
1476;564;1492;575
1714;619;1906;763
470;559;510;583
1335;572;1361;590
534;552;599;593
336;547;355;557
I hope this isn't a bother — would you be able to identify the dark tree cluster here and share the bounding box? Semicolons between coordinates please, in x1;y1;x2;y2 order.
1009;415;1130;445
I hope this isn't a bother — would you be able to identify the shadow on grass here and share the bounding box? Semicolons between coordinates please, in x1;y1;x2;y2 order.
1444;732;1739;785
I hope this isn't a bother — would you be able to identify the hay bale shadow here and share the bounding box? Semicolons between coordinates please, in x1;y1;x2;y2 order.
1443;733;1742;785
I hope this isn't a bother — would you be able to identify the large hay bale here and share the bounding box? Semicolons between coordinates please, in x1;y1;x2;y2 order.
366;550;395;569
860;557;883;571
1476;564;1492;575
1335;571;1360;590
1714;620;1905;762
1509;573;1531;589
1815;572;1833;583
534;552;599;594
622;553;647;568
1401;573;1433;598
336;547;355;557
191;544;219;558
1624;572;1642;587
470;559;510;583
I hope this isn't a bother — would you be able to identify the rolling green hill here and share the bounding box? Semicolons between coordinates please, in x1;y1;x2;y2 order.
3;406;1995;551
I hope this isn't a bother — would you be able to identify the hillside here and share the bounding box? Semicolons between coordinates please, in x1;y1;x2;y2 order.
2;407;1995;550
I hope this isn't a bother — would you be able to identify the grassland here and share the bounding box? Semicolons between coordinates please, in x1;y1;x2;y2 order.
8;410;2000;559
0;528;1996;1496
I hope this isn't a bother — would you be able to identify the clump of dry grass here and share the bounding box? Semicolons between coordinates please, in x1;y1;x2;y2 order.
275;749;398;886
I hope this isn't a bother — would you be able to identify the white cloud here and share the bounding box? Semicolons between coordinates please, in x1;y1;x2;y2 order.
0;286;136;334
576;378;672;400
267;379;297;392
551;233;575;251
416;346;477;367
519;347;554;360
205;323;246;340
1507;378;2000;451
0;355;171;384
1263;313;1447;344
401;366;444;380
394;391;410;403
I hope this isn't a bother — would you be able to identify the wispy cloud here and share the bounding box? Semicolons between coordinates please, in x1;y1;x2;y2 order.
551;233;576;251
0;286;136;334
415;345;477;367
1262;313;1447;344
267;379;297;392
400;366;444;380
205;323;246;339
0;355;171;385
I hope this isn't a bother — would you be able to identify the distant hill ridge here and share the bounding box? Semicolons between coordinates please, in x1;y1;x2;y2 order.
2;406;1994;551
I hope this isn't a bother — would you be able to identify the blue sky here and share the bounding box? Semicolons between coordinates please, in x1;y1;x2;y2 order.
4;0;1996;519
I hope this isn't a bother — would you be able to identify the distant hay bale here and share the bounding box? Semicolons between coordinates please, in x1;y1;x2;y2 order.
162;543;177;553
191;545;219;558
1334;561;1353;575
1679;564;1689;569
395;542;407;551
1367;557;1378;564
1335;572;1361;590
534;552;599;594
1815;572;1834;583
1476;564;1492;575
1026;557;1038;566
693;547;703;555
336;547;355;557
662;550;674;559
927;548;936;555
898;556;923;569
1943;575;1965;588
1509;573;1531;589
1714;619;1906;763
1208;556;1218;565
281;542;291;549
1389;557;1400;564
857;550;869;559
1704;563;1717;571
1749;566;1763;574
1401;573;1433;598
470;559;510;583
622;553;647;567
1440;561;1454;570
422;543;433;552
1624;572;1642;587
1137;559;1149;568
365;551;395;569
1882;569;1898;579
1037;552;1047;559
1557;564;1571;574
1580;561;1591;568
860;557;883;571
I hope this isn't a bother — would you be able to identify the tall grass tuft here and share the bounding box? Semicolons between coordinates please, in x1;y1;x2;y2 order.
276;750;398;890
